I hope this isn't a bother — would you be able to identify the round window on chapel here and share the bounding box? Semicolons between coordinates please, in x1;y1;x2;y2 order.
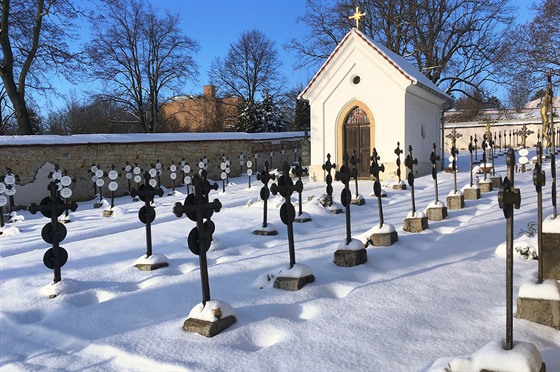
352;76;361;85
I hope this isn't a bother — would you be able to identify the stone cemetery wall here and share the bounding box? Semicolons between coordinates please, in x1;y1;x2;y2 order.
1;132;307;206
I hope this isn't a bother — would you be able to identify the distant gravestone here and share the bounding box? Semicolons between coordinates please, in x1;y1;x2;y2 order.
103;164;120;216
464;136;481;200
130;171;167;271
426;143;447;221
132;163;142;201
368;148;398;246
393;142;406;190
479;137;493;193
28;182;78;294
253;161;277;235
293;157;312;223
349;149;365;205
168;161;178;195
270;162;315;290
123;161;133;195
91;164;105;208
403;145;428;232
322;153;342;214
446;129;465;210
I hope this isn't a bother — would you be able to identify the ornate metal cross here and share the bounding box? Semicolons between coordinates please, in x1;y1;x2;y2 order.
446;130;461;193
28;182;78;284
322;153;336;207
173;172;221;306
394;142;403;183
404;145;418;215
430;143;440;203
335;153;357;245
257;161;276;228
130;171;164;258
292;156;307;216
517;124;534;149
271;162;302;268
533;142;546;284
369;148;385;228
498;149;521;351
349;149;360;199
468;135;475;187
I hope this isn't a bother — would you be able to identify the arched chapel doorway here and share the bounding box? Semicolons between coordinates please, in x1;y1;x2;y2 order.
339;104;373;178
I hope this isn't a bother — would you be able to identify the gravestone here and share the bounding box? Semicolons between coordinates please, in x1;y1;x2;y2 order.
123;161;133;195
239;152;245;175
333;153;367;267
293;157;312;223
0;179;7;229
90;164;105;208
479;137;493;193
349;149;365;205
246;158;253;188
168;162;178;195
103;164;120;217
426;143;447;221
463;136;481;200
368;148;398;246
403;145;428;232
183;163;192;195
219;156;229;193
130;171;168;271
253;161;278;235
446;129;465;210
28;182;78;295
2;168;19;215
393;142;406;190
132;163;142;201
173;172;235;337
322;154;342;214
270;162;315;290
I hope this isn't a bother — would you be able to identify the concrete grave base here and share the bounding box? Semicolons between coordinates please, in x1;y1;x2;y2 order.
274;274;315;291
333;248;367;267
294;212;312;223
517;296;560;330
252;228;278;236
102;209;114;218
370;231;399;246
463;187;480;200
392;183;407;190
543;232;560;280
329;208;343;215
183;315;237;337
479;181;493;193
350;198;365;206
490;176;502;188
446;194;465;210
426;206;448;221
134;262;169;271
403;217;428;232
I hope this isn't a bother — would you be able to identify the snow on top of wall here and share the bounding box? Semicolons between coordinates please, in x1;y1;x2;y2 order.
0;132;306;147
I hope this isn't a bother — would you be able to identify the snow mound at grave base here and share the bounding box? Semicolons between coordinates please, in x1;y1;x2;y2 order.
133;253;169;266
448;190;463;196
358;223;396;244
0;225;22;236
59;213;77;223
209;237;228;251
7;212;25;223
253;264;313;289
187;300;236;322
252;222;278;233
353;194;365;201
429;340;543;372
96;199;111;208
519;279;560;301
337;238;365;251
462;184;479;190
495;235;537;260
407;211;426;218
543;215;560;233
104;207;129;217
39;278;83;297
426;200;445;209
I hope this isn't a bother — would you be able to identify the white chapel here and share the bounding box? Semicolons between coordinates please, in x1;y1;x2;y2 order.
299;27;452;181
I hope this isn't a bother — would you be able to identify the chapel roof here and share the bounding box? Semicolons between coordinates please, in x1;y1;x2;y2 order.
298;28;452;103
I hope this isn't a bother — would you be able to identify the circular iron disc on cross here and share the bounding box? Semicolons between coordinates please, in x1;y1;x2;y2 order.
0;195;7;207
38;196;66;218
183;194;197;221
340;188;352;207
260;187;270;201
138;205;156;224
43;246;68;270
137;184;153;202
0;182;5;194
41;222;67;244
188;226;212;255
280;203;296;225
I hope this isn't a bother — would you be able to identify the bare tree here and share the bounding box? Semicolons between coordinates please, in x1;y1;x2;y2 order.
0;0;86;134
86;0;199;133
287;0;515;97
209;29;285;103
508;77;531;113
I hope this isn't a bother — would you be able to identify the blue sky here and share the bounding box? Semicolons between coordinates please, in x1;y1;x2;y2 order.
45;0;534;111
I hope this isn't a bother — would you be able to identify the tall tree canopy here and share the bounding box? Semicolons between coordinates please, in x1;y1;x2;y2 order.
209;29;285;103
86;0;199;133
288;0;515;98
1;0;85;134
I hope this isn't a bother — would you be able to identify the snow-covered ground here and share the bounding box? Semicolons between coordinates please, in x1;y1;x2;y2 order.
1;149;559;371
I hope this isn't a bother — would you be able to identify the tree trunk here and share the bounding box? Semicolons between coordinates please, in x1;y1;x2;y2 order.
4;80;33;134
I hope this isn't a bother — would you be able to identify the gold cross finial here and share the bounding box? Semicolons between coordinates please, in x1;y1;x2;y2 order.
349;6;366;29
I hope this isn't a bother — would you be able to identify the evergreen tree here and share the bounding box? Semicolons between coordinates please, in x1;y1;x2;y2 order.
293;98;310;131
261;91;287;132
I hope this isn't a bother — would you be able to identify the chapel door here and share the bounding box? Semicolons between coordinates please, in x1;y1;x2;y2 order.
344;107;371;178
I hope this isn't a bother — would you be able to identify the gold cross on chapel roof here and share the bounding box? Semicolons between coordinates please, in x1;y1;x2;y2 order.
349;6;366;29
